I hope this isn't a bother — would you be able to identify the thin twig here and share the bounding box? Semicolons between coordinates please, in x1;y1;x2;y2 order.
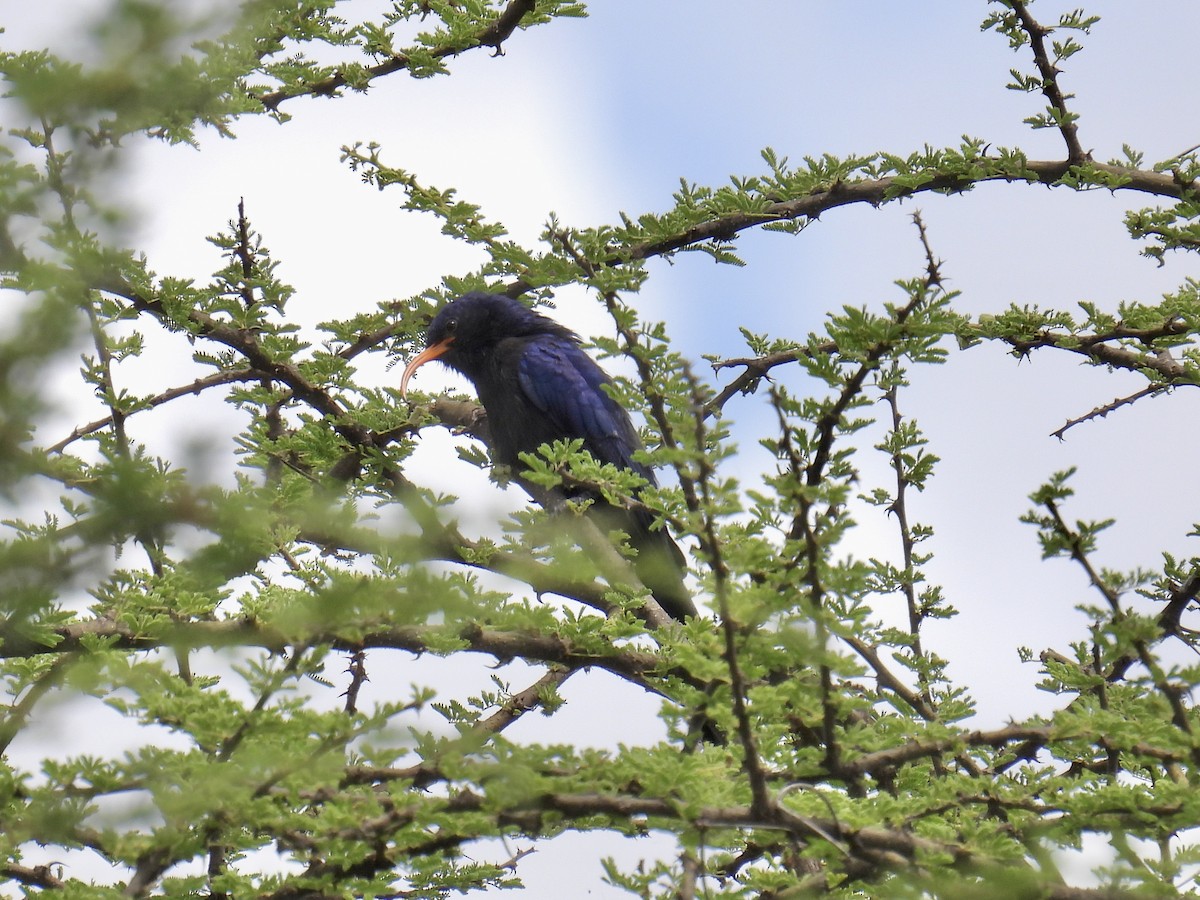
883;385;933;708
46;369;259;454
1051;384;1168;440
707;342;837;416
1043;499;1120;614
234;198;257;309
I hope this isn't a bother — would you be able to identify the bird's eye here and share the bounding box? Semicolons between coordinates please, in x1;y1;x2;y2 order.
444;319;457;334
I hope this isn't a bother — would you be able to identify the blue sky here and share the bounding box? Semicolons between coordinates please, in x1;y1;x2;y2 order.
5;0;1200;894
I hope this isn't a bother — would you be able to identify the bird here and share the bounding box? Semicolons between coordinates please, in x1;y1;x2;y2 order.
400;292;696;622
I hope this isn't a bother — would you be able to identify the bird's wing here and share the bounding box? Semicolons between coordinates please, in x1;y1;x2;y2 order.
516;337;653;482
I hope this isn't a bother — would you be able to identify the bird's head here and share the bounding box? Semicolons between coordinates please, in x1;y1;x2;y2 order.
400;292;571;397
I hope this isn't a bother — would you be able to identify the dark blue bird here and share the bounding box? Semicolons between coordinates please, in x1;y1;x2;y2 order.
400;292;695;622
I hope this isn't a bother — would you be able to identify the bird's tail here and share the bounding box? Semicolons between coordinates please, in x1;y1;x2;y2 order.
631;525;696;622
585;502;695;622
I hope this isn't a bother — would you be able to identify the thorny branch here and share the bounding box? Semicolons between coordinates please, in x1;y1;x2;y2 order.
1104;565;1200;688
324;138;1198;371
256;0;537;111
709;316;1197;436
707;344;835;415
620;160;1190;267
1050;384;1170;440
1004;319;1196;381
883;385;932;703
1008;0;1088;162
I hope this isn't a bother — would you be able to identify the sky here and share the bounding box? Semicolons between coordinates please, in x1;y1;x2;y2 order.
4;0;1200;895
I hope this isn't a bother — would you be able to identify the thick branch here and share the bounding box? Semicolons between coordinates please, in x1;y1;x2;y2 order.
269;787;966;892
0;864;65;891
331;154;1200;369
1005;320;1197;384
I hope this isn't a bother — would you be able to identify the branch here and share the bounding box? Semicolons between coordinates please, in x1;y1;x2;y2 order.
257;0;537;112
1043;499;1120;613
708;342;837;416
0;863;65;890
1003;320;1197;384
125;847;173;897
328;144;1200;369
804;246;931;493
0;616;703;692
715;318;1198;419
1009;0;1087;162
476;665;574;734
841;634;938;722
882;212;944;709
343;649;368;715
45;369;260;454
100;279;367;441
1041;500;1199;763
1050;384;1170;440
616;159;1186;267
1157;567;1200;637
883;384;933;704
838;724;1053;778
326;153;1199;373
269;788;968;890
0;654;74;755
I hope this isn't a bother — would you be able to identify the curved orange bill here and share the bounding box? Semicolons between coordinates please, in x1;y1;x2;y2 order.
399;337;454;398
